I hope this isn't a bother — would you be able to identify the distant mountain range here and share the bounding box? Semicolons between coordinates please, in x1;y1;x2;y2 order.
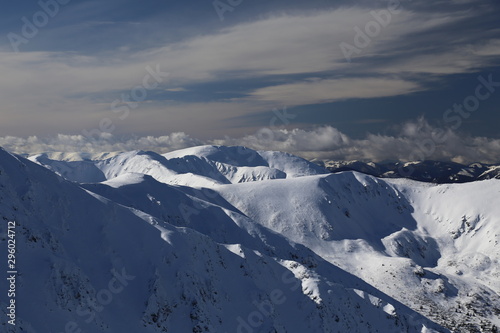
315;160;500;184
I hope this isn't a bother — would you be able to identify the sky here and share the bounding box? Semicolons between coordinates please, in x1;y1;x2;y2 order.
0;0;499;162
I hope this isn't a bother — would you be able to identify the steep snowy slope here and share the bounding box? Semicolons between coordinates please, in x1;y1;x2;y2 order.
0;147;445;332
215;173;500;331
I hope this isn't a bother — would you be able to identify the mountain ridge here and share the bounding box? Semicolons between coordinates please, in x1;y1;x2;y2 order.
317;159;500;184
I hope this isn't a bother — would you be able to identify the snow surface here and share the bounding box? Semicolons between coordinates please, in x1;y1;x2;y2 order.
2;145;498;332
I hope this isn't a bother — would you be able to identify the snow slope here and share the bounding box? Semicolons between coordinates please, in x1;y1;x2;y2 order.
0;147;446;332
215;172;500;331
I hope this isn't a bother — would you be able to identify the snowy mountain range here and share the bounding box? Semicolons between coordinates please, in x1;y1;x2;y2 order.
1;145;499;332
318;160;500;184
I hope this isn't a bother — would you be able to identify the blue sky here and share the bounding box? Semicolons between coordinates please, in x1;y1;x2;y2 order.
1;0;500;161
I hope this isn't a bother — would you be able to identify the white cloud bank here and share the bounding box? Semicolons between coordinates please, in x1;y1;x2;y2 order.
245;78;421;106
0;132;203;156
2;119;500;164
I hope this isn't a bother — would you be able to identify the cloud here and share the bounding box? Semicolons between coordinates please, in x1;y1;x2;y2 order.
216;120;500;164
245;78;421;106
0;132;203;155
212;126;351;152
136;7;492;81
2;119;500;164
165;88;188;92
374;38;500;75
